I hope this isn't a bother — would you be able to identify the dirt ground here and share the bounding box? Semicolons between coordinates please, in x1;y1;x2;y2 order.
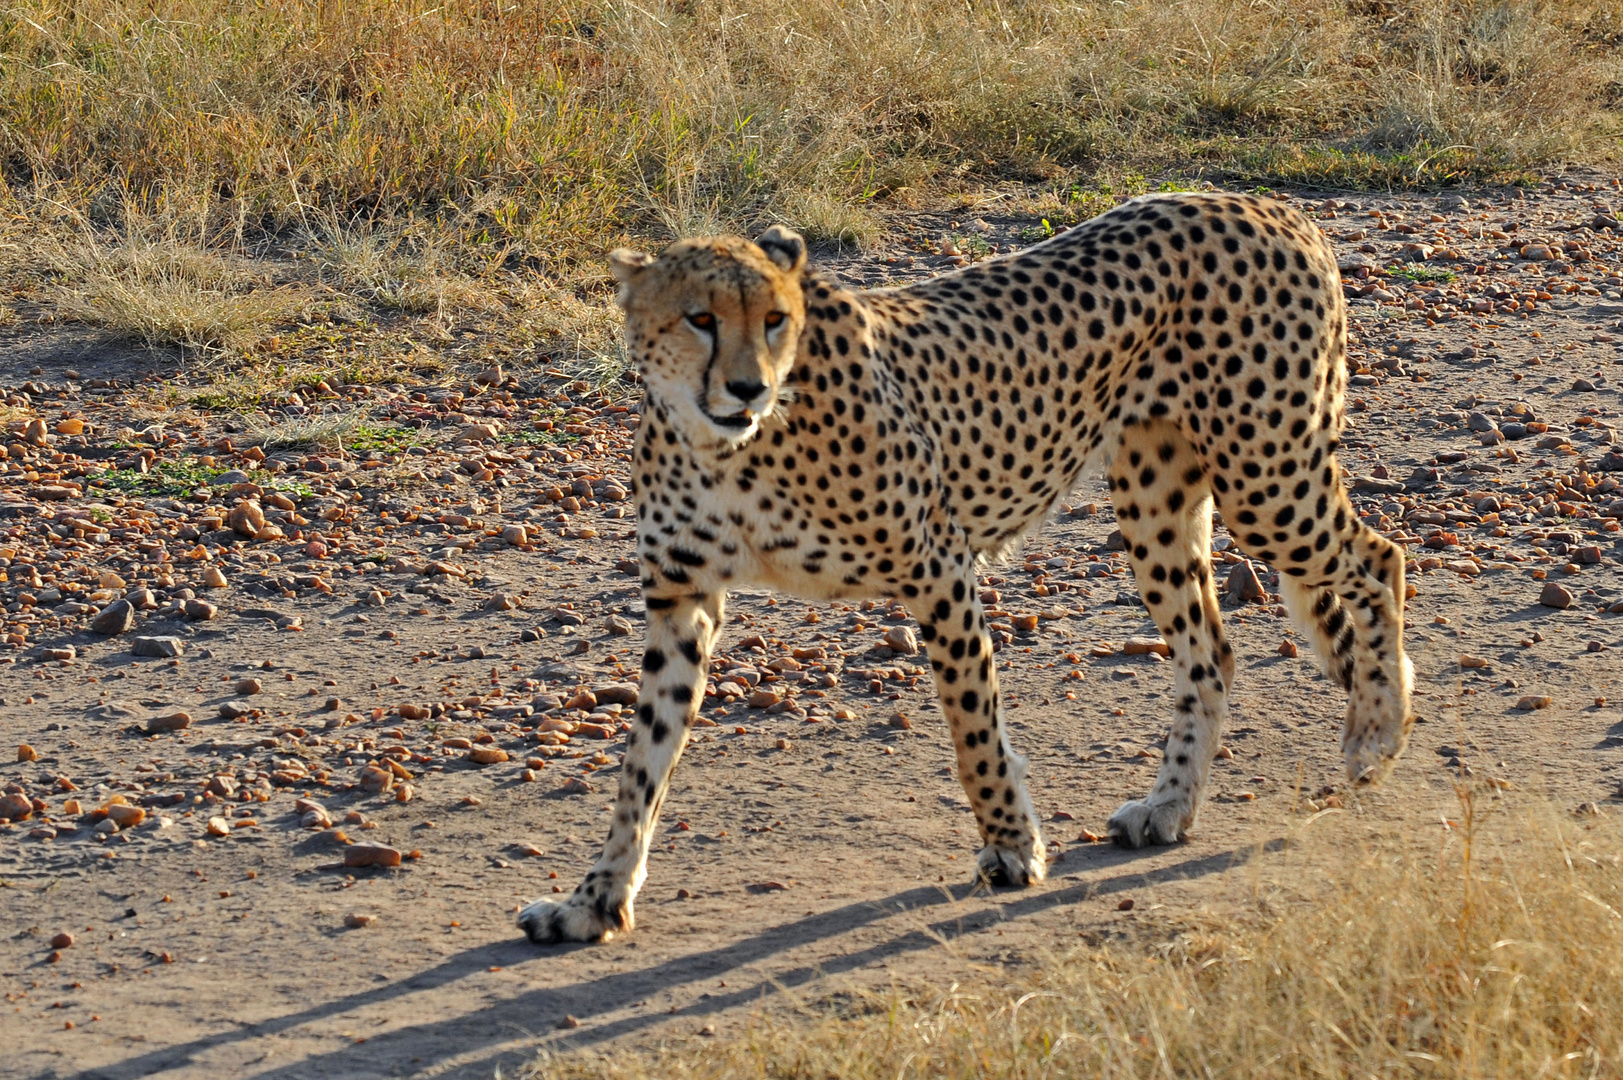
3;175;1623;1080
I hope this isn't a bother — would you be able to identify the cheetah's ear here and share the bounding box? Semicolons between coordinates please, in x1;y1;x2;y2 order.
754;225;806;274
607;248;655;293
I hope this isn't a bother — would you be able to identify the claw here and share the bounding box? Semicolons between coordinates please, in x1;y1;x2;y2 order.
1107;798;1189;848
517;893;628;945
974;843;1044;888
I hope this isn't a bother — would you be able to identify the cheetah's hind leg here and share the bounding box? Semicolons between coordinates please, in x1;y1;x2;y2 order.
1104;421;1234;848
1280;526;1413;785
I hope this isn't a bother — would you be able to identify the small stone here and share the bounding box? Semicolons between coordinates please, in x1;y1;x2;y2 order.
605;614;634;636
594;684;639;706
49;932;73;950
235;678;263;695
747;689;781;709
206;816;232;837
227;501;266;537
106;804;145;828
482;592;520;612
882;625;919;654
41;646;75;662
559;777;595;795
183;598;218;621
343;913;378;928
457;422;501;442
17;744;37;762
467;747;510;765
1459;656;1490;669
473;364;505;386
501;524;528;546
91;599;136;636
343;843;403;868
1588;640;1607;653
1011;614;1039;632
1538;582;1575;609
889;712;912;730
144;711;191;733
358;766;395;793
0;793;33;820
1515;695;1554;711
557;1015;580;1030
1277;639;1299;658
200;567;228;589
131;636;184;658
1226;561;1265;603
1123;637;1170;657
1117;898;1135;911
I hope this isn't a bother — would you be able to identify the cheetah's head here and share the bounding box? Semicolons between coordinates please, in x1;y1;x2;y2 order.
610;226;807;448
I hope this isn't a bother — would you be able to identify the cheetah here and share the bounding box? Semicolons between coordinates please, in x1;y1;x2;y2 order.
519;193;1413;944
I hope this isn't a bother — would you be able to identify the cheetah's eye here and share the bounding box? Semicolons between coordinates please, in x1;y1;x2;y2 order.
763;311;786;330
686;312;716;332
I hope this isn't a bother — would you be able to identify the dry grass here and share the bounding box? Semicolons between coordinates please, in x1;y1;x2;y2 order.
0;0;1618;266
239;409;366;453
40;224;307;354
0;0;1618;373
532;793;1623;1080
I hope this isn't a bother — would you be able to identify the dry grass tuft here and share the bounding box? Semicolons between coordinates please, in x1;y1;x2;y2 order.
298;214;504;320
239;409;365;453
533;795;1623;1080
52;233;304;354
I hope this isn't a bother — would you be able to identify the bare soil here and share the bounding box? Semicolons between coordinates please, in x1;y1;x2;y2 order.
3;177;1623;1080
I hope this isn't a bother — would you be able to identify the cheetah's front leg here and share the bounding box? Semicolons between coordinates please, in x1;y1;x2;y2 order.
911;560;1047;887
518;591;721;944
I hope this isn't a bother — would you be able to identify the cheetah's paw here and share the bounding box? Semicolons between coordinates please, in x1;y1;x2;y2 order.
1342;657;1415;785
517;891;630;945
1107;798;1191;849
1342;726;1410;786
974;842;1047;887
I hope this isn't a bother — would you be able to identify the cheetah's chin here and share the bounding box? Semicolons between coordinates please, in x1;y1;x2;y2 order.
702;412;760;446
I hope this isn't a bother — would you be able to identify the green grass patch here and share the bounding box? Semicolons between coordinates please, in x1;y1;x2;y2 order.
1387;264;1458;284
498;427;580;447
345;423;423;454
94;459;310;499
191;389;262;411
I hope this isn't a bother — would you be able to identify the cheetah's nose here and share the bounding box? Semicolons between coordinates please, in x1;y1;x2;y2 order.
724;379;768;405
